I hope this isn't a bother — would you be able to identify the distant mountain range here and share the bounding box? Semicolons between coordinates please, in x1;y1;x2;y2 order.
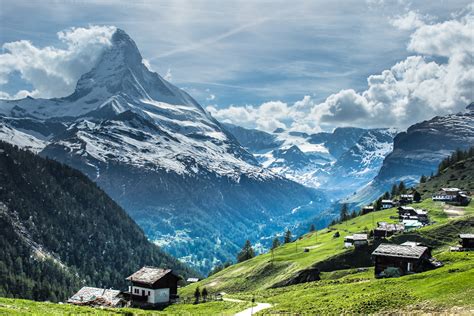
344;104;474;208
223;123;397;199
0;29;325;274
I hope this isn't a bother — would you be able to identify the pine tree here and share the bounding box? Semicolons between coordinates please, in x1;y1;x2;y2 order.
374;198;383;211
284;230;292;243
194;286;201;304
413;191;421;203
201;287;208;302
391;184;399;198
271;237;281;249
419;175;427;183
237;240;255;263
398;181;406;194
340;203;349;222
309;224;315;232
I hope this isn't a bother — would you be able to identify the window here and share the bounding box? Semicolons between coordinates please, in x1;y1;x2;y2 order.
407;262;413;272
148;291;151;296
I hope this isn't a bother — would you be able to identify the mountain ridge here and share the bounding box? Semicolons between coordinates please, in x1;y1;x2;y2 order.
0;28;326;274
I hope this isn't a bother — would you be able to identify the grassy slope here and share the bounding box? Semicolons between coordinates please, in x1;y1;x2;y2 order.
241;252;474;314
418;156;474;199
180;198;473;297
229;199;474;314
0;298;251;315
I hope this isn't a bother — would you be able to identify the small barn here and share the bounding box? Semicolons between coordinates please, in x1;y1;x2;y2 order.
344;233;368;248
372;243;440;277
459;234;474;249
68;287;126;307
399;194;414;205
398;206;428;224
126;267;179;305
374;222;404;238
381;200;396;209
361;206;374;215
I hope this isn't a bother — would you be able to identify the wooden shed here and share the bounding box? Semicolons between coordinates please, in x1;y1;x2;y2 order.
459;234;474;249
372;243;440;277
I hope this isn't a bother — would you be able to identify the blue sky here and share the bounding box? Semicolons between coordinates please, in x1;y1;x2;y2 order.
0;0;472;131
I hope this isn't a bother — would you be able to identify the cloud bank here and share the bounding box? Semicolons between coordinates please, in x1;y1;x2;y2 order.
0;25;116;99
209;7;473;132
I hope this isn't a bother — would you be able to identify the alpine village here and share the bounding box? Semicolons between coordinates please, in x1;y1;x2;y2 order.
1;3;474;315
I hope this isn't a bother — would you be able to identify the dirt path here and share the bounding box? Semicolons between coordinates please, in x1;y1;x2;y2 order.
443;204;465;218
223;297;272;315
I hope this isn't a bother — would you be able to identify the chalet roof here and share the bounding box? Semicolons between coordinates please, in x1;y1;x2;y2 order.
441;188;461;192
68;287;122;306
459;234;474;239
400;194;414;198
345;233;368;241
376;222;404;231
126;266;173;285
372;243;428;259
401;241;421;247
381;200;395;203
363;206;374;209
399;206;415;211
414;209;428;215
187;277;200;283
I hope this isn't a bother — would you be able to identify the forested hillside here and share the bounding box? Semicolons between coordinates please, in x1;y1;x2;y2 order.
418;147;474;198
0;141;196;302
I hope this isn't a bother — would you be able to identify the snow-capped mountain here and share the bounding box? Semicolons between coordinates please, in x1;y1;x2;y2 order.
0;29;326;274
320;128;398;197
344;105;474;208
224;123;396;198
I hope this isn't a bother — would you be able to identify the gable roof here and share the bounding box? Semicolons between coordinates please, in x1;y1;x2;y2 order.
126;266;174;285
376;222;404;232
372;243;428;259
459;233;474;239
68;287;122;306
345;233;368;241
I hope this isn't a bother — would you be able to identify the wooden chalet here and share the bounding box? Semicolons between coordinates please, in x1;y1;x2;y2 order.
381;200;396;209
344;233;368;248
459;234;474;249
68;287;126;308
374;222;404;239
126;267;179;305
361;206;374;215
372;243;441;277
432;188;471;206
398;206;428;224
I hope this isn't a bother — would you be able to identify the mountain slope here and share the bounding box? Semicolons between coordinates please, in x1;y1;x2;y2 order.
417;154;474;199
344;107;474;207
320;128;397;196
0;29;325;274
180;197;473;295
0;141;195;301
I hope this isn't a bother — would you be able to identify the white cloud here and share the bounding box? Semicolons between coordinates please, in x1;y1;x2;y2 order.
390;11;429;31
164;68;173;82
209;7;473;132
0;25;116;99
206;94;216;101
